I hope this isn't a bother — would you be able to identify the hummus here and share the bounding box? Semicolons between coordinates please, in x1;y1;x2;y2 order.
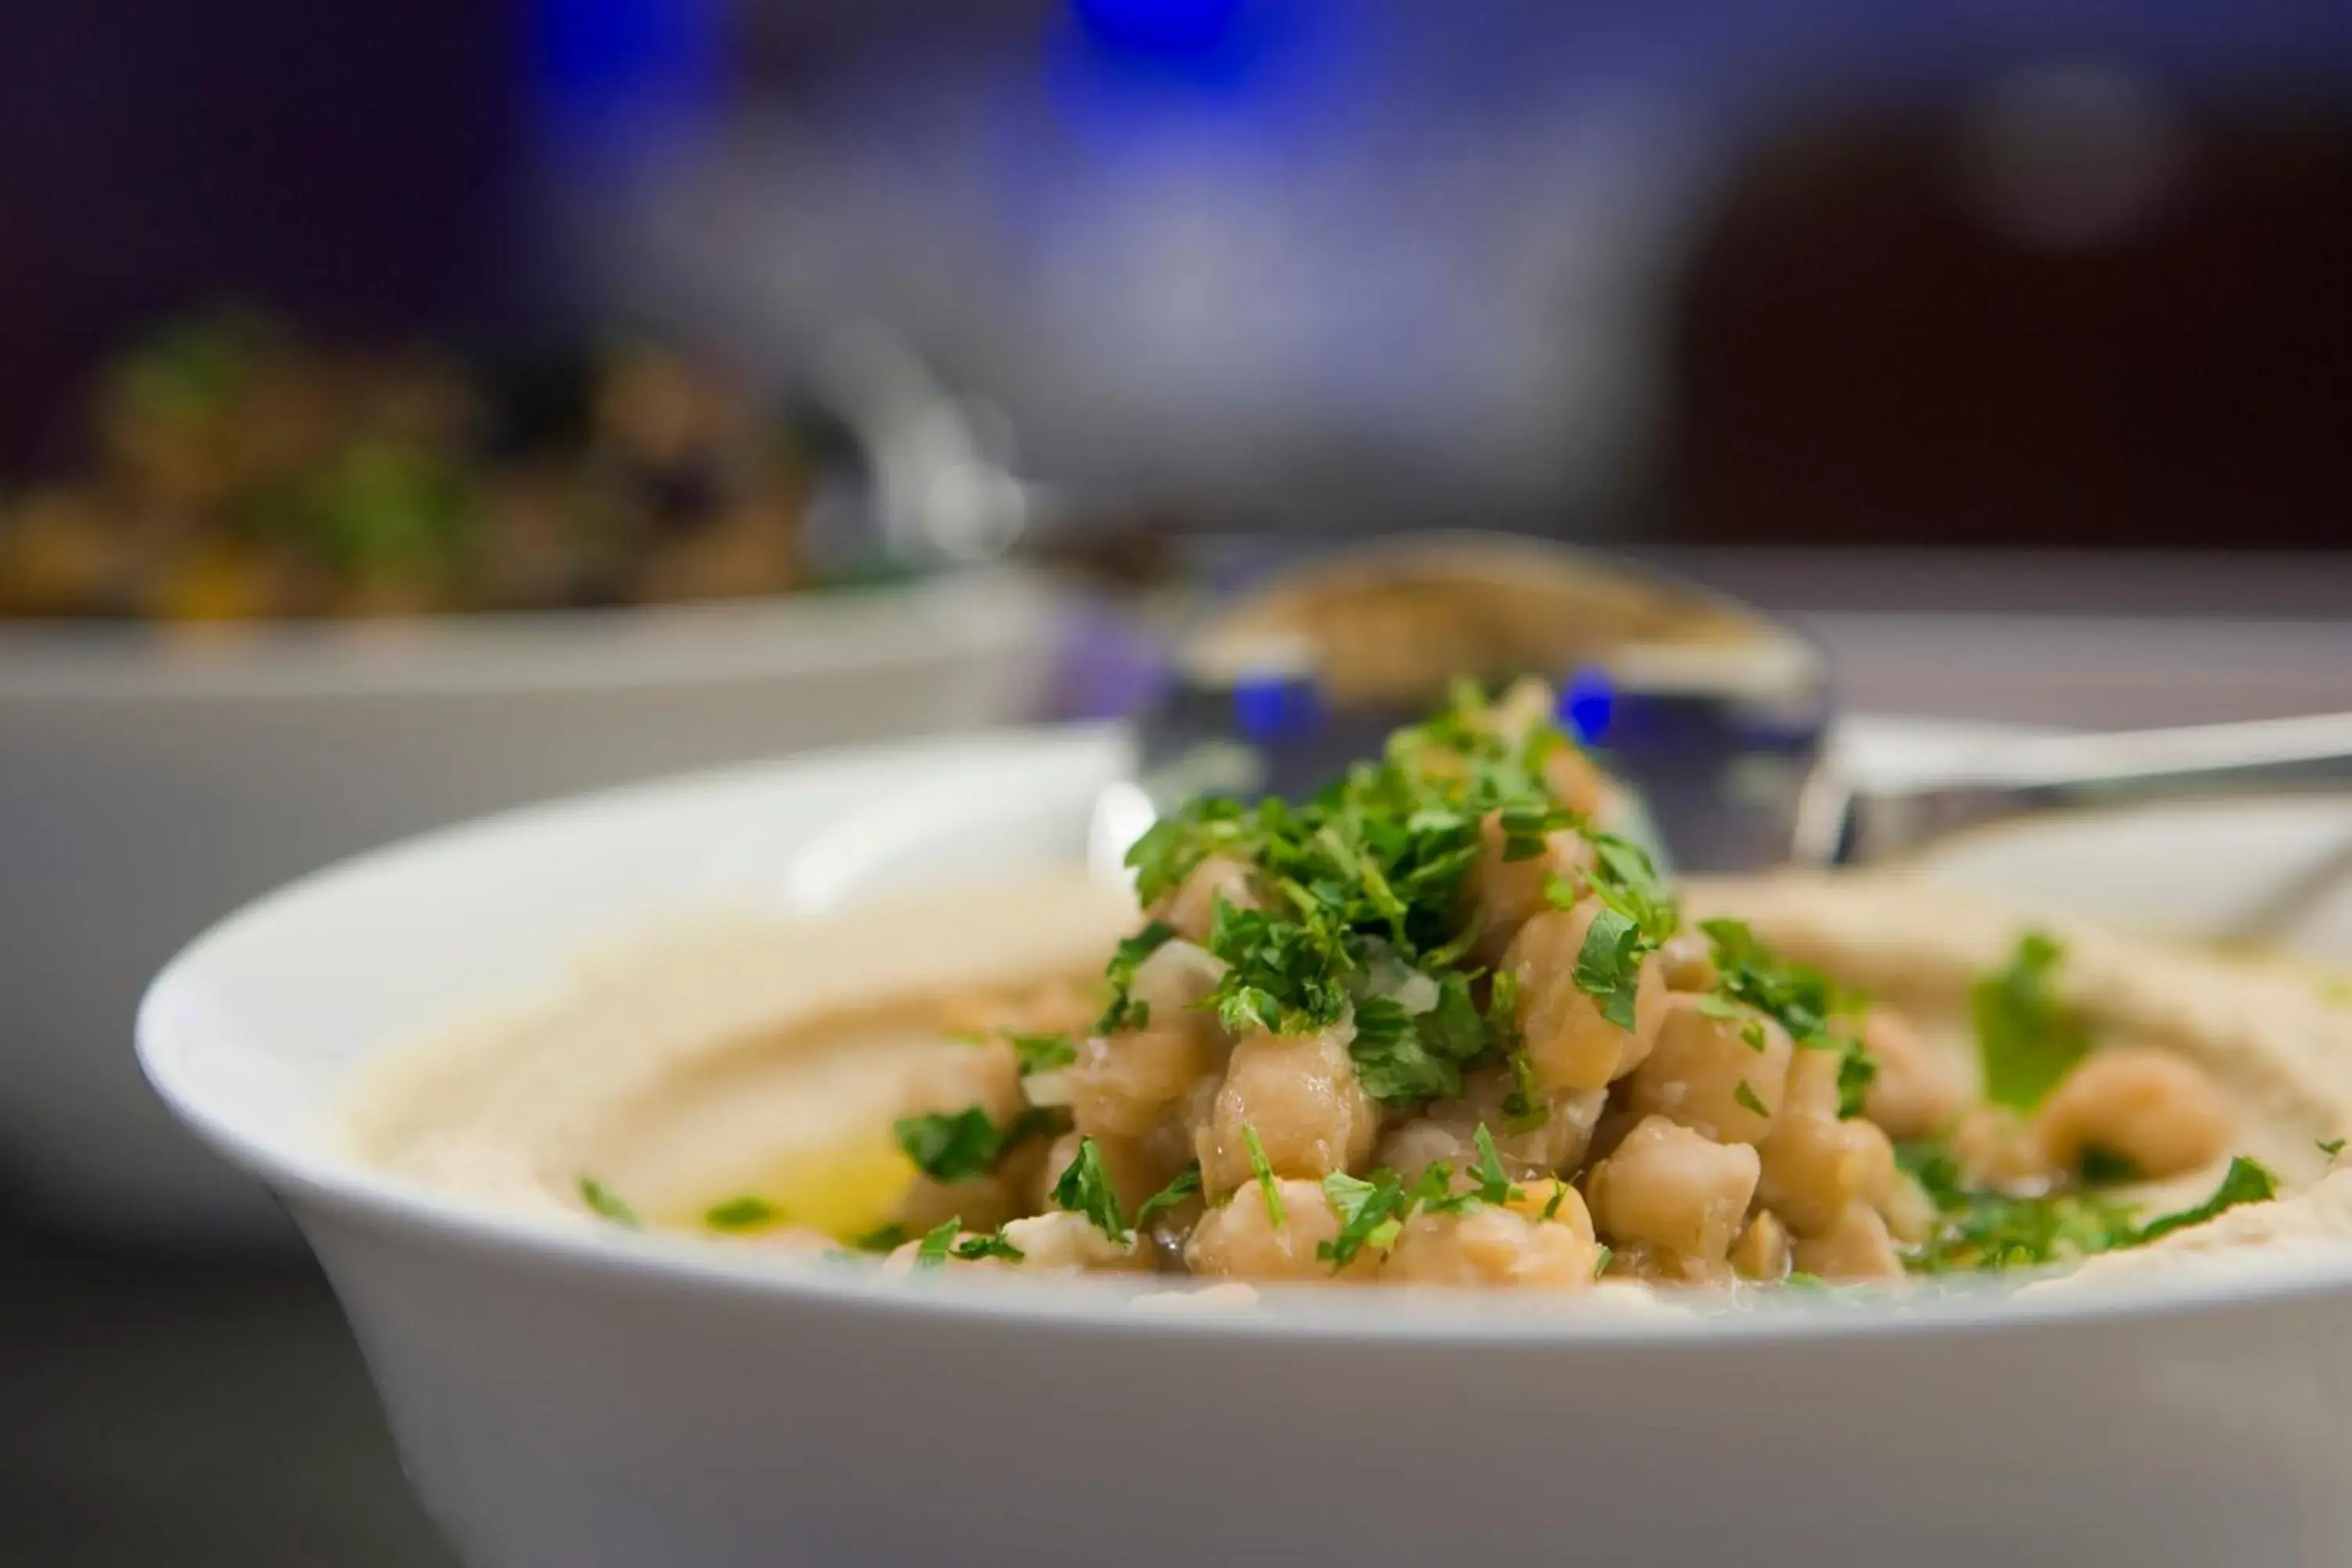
347;873;1133;1238
348;683;2352;1298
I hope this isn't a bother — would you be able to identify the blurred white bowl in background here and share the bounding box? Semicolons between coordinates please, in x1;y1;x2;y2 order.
138;723;2352;1567
1;572;1062;1245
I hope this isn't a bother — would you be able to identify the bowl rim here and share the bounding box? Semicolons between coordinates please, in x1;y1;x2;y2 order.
136;726;2352;1349
0;568;1048;703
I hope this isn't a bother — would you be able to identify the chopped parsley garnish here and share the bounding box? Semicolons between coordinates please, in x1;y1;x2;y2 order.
894;1105;1065;1184
1733;1080;1769;1119
913;1218;1026;1267
1318;1170;1410;1269
1540;1183;1569;1223
2136;1156;2280;1245
852;1222;909;1253
1592;1244;1613;1279
2321;1138;2347;1158
1897;1138;2139;1272
1406;1160;1478;1217
1901;1141;2285;1271
1572;905;1647;1031
1006;1032;1077;1076
1115;684;1588;1104
1784;1272;1871;1301
1345;993;1450;1102
953;1231;1025;1264
915;1217;961;1268
1704;917;1875;1116
702;1196;782;1232
894;1107;1001;1182
1243;1126;1286;1228
1051;1136;1132;1243
1501;1047;1546;1132
1471;1124;1518;1206
578;1175;639;1228
1134;1163;1203;1227
1097;920;1177;1033
1970;931;2092;1111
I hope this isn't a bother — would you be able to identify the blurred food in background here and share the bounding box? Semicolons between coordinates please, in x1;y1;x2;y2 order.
0;312;816;621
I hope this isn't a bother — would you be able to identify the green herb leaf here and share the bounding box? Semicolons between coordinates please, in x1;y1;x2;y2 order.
578;1175;639;1228
1134;1163;1203;1227
1471;1124;1517;1206
1501;1048;1546;1131
1097;920;1178;1033
702;1195;782;1232
1348;1004;1462;1104
1896;1138;2140;1272
1704;917;1874;1116
852;1222;909;1254
1007;1031;1077;1076
894;1105;1065;1184
894;1107;1005;1184
1733;1080;1768;1119
953;1231;1025;1263
1592;1244;1613;1279
1243;1126;1285;1228
2321;1138;2347;1158
915;1217;962;1268
2136;1156;2281;1246
1406;1160;1477;1217
1318;1170;1409;1269
1970;931;2093;1112
1572;904;1645;1031
1050;1136;1132;1243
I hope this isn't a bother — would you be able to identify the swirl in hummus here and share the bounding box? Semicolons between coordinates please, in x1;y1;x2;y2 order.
350;683;2352;1298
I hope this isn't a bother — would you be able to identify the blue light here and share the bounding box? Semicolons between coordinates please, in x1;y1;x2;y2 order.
1074;0;1251;59
1562;666;1615;746
1232;673;1321;743
527;0;717;147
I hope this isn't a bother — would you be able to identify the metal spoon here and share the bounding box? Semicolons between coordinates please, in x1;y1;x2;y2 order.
1794;710;2352;944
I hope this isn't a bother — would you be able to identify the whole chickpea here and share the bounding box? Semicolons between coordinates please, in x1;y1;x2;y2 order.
1467;815;1598;967
1186;1181;1372;1282
1791;1201;1904;1282
899;1134;1050;1237
1950;1105;2060;1189
1198;1027;1381;1198
1730;1210;1792;1281
1506;903;1668;1092
1067;1025;1214;1144
999;1211;1150;1272
1373;1069;1606;1184
1621;991;1795;1146
1383;1203;1602;1290
1858;1007;1970;1141
1656;931;1719;994
904;1036;1025;1127
2033;1047;2234;1182
1757;1047;1882;1236
1584;1115;1762;1263
1152;855;1260;946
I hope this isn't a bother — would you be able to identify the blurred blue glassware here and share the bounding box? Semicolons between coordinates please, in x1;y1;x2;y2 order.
1114;534;1831;875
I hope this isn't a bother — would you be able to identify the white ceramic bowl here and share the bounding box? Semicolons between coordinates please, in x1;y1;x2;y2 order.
3;573;1061;1243
139;725;2352;1566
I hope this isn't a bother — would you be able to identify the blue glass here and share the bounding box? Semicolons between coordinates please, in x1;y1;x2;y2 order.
1232;673;1322;742
1562;666;1616;746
